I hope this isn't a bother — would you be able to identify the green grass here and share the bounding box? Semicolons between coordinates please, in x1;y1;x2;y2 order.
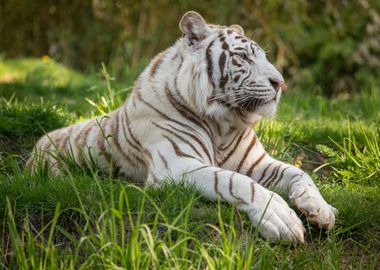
0;58;379;269
0;58;131;116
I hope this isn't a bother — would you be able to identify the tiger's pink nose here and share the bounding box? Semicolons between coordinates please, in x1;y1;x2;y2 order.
269;78;284;91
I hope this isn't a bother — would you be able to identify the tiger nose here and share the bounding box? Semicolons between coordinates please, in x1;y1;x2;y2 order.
269;78;284;91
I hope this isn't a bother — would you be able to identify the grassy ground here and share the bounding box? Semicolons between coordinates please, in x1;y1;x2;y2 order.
0;58;379;269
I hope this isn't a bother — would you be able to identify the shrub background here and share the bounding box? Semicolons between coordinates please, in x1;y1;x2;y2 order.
1;0;380;96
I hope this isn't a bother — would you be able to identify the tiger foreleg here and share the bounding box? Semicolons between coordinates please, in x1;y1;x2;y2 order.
150;156;305;242
253;158;337;230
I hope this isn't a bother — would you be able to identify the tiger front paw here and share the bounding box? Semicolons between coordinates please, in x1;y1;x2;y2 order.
290;185;337;230
249;190;305;243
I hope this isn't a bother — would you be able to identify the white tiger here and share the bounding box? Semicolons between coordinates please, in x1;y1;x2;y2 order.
28;11;337;242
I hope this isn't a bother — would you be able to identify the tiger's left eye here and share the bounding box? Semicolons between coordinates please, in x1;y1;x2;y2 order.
238;53;249;61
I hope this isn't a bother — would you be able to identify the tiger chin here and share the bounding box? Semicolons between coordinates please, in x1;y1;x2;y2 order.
27;11;337;243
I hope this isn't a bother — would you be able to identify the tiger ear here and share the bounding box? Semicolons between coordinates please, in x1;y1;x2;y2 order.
179;11;208;46
229;24;245;36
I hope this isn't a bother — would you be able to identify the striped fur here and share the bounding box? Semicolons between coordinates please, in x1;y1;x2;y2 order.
27;11;336;242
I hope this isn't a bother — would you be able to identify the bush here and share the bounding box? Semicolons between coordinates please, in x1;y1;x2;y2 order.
1;1;379;95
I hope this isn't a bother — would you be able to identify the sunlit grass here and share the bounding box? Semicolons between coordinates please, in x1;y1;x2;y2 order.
0;58;379;269
1;172;379;269
0;58;102;115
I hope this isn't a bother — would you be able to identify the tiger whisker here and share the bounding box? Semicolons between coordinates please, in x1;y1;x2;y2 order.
211;90;265;100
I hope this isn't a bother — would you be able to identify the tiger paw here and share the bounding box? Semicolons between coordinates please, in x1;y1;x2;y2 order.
289;185;337;230
249;189;305;243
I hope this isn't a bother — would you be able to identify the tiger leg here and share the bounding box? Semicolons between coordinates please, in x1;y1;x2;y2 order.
27;117;109;176
149;154;305;242
219;130;336;231
26;129;70;176
251;156;337;230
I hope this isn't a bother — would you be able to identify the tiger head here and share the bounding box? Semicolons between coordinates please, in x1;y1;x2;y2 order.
178;11;284;122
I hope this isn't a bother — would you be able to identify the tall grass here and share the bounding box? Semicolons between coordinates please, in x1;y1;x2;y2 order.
1;163;379;269
0;58;379;269
2;176;378;269
317;124;380;188
1;176;260;269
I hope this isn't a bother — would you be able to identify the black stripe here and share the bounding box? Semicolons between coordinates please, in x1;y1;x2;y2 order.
165;85;214;142
174;55;186;102
270;166;291;187
219;129;245;151
150;51;165;77
215;122;222;136
73;122;91;149
114;111;145;166
164;135;199;161
136;91;202;137
76;122;95;164
250;182;255;203
257;161;274;182
119;111;140;152
287;173;304;193
167;123;213;164
59;129;72;154
187;165;210;174
219;51;228;89
219;129;246;165
158;150;169;170
214;170;226;200
98;138;110;163
164;84;217;161
236;135;257;172
228;173;248;205
246;152;266;176
124;109;153;160
261;164;282;187
154;122;205;161
238;69;252;89
206;40;215;88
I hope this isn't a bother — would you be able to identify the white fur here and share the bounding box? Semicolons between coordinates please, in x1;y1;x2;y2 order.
29;11;336;242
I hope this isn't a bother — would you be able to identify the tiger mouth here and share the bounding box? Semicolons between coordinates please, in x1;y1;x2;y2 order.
237;97;276;112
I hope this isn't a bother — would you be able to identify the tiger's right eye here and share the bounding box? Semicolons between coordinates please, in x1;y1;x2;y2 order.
238;53;249;61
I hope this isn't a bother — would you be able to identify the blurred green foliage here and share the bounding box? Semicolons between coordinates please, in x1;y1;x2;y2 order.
1;0;380;95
